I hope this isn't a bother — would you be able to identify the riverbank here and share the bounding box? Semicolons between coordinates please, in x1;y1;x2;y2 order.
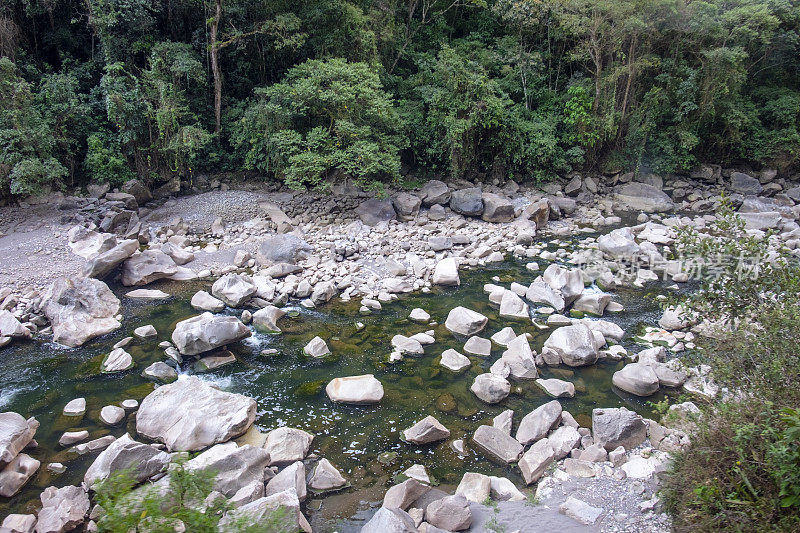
0;169;798;531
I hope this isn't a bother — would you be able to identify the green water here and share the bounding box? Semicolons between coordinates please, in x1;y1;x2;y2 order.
0;256;676;531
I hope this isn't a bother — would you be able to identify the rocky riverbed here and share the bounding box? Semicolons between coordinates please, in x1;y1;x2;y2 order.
0;167;798;532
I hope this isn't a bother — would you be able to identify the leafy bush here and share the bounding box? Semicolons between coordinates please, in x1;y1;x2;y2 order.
94;459;289;532
233;58;406;191
85;132;134;185
662;206;800;531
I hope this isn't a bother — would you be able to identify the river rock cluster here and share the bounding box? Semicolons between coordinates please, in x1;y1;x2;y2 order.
1;165;799;530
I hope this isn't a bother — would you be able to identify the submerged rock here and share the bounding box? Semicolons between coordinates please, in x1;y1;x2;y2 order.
136;376;257;451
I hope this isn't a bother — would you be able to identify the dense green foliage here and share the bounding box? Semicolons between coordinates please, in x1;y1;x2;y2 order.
94;460;289;532
662;208;800;531
1;0;798;195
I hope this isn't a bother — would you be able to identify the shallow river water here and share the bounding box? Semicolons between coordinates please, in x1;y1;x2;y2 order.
0;248;678;531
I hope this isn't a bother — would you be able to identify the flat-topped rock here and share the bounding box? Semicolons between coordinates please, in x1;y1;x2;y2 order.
63;398;86;417
440;349;470;372
472;424;523;464
190;290;225;312
536;378;576;398
326;375;384;404
136;376;257;451
99;405;126;426
464;336;491;356
263;427;314;466
445;307;488;336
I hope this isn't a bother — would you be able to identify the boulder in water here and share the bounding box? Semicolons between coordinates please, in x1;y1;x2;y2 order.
171;312;250;355
42;278;121;347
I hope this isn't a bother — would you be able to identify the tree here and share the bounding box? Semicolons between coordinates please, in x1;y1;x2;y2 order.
0;58;67;196
233;58;406;191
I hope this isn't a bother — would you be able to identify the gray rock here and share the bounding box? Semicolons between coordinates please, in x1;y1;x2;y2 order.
141;361;177;382
160;242;194;265
498;290;529;319
462;337;489;358
326;374;384;404
519;438;555;484
560;496;603;525
384;478;430;510
392;193;422;221
265;461;306;502
440;349;470;372
35;485;89;533
612;363;660;396
362;507;418;533
1;514;36;533
472;425;523;464
120;249;178;286
403;416;450;444
500;334;537;379
542;323;599;367
730;171;763;195
592;407;647;451
218;490;311;533
525;282;565;312
212;274;257;307
449;188;484;216
84;239;139;279
42;278;121;347
101;347;133;373
0;311;31;340
455;472;490;502
310;281;338;305
420;180;450;206
598;227;640;258
256;234;313;265
572;291;612;316
481;193;515;223
171;312;250;355
470;373;510;404
516;400;562;445
303;336;331;357
356;199;396;226
263;427;313;466
136;376;257;451
0;453;39;497
489;476;526;501
425;495;471;531
444;307;488;336
99;405;125;425
542;264;584;305
0;413;38;466
122;179;152;204
62;398;86;417
190;290;225;312
535;378;575;398
309;458;346;492
432;257;460;286
83;434;169;489
614;182;674;213
492;409;514;435
548;425;581;459
133;324;157;340
252;306;286;333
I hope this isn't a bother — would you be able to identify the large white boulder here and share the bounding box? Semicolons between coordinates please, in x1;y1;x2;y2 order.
326;375;384;404
84;433;170;489
212;274;257;307
542;323;599;366
42;278;121;347
136;376;257;451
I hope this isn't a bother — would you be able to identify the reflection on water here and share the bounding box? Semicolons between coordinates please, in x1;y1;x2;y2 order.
0;255;677;530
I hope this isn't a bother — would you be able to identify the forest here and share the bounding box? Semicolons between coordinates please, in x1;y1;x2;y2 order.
0;0;798;197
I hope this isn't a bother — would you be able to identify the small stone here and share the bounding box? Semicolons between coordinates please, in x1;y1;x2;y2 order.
99;405;125;426
303;336;330;358
63;398;86;416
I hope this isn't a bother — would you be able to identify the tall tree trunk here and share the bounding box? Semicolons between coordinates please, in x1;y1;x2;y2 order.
210;0;222;134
